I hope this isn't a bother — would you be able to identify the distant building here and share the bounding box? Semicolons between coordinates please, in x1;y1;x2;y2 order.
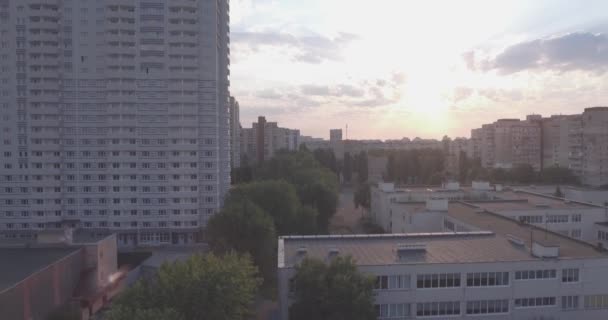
229;97;241;168
0;231;118;320
330;129;343;142
240;116;300;165
471;116;542;171
279;198;608;320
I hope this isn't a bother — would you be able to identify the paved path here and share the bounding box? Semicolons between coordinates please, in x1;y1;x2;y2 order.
330;187;367;234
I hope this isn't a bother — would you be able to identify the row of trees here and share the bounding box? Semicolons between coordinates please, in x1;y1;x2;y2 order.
457;152;580;185
290;256;377;320
107;253;261;320
385;149;446;185
106;149;341;320
208;149;340;292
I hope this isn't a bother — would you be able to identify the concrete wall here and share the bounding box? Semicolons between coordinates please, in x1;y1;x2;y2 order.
279;257;608;320
0;249;83;320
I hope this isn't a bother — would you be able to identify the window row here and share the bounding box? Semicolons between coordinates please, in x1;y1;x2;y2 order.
375;303;410;319
466;299;509;315
514;269;556;280
416;301;460;317
514;297;556;308
374;275;410;290
466;272;509;287
3;220;200;230
416;273;461;289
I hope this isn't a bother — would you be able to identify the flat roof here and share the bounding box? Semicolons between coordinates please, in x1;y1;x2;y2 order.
279;202;607;268
447;202;604;259
469;190;598;211
0;247;80;292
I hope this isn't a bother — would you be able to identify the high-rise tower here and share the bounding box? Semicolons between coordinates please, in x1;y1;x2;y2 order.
0;0;231;246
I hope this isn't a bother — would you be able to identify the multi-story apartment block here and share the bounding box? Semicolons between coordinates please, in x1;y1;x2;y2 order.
578;107;608;186
240;116;300;165
472;116;542;170
229;96;241;168
329;129;342;142
541;115;575;169
0;0;231;246
279;203;608;320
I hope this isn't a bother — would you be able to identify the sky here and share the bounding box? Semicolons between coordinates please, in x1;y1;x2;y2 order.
230;0;608;140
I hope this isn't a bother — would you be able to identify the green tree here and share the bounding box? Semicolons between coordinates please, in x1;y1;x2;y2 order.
227;180;301;234
46;304;80;320
106;307;183;320
343;152;353;182
108;253;261;320
354;183;371;209
206;199;277;282
289;256;377;320
251;150;339;233
356;151;369;183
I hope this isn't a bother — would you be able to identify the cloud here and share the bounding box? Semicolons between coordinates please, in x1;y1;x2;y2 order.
255;88;283;100
469;32;608;74
232;31;359;64
300;84;365;98
300;85;331;96
452;87;474;102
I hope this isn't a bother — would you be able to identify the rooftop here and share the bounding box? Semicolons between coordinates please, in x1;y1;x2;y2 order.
0;247;80;292
279;202;607;268
470;190;599;211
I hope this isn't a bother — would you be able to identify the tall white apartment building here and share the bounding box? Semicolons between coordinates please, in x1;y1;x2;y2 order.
0;0;231;246
229;96;240;168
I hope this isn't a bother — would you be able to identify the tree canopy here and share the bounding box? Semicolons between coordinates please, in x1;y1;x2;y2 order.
206;199;277;282
107;253;260;320
384;149;445;184
289;256;377;320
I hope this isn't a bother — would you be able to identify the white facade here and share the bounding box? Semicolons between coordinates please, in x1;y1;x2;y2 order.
229;96;241;168
278;204;608;320
0;0;231;246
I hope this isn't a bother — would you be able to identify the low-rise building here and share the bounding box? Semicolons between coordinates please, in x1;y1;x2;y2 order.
278;202;608;320
0;230;118;320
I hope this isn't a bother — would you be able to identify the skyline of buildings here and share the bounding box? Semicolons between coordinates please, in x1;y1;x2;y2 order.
239;116;300;166
0;0;231;246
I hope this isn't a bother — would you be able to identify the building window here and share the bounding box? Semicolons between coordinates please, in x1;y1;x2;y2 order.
571;229;582;239
598;230;608;241
375;275;410;290
562;296;579;310
519;216;542;224
466;272;509;287
375;303;411;319
515;269;556;280
466;299;509;314
584;295;608;309
562;268;579;283
572;214;582;222
514;297;556;308
416;301;460;317
546;215;569;223
416;273;460;289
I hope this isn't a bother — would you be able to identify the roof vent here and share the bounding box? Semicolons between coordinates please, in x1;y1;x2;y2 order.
296;246;308;256
328;247;339;259
396;243;426;253
532;241;559;258
506;234;525;246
